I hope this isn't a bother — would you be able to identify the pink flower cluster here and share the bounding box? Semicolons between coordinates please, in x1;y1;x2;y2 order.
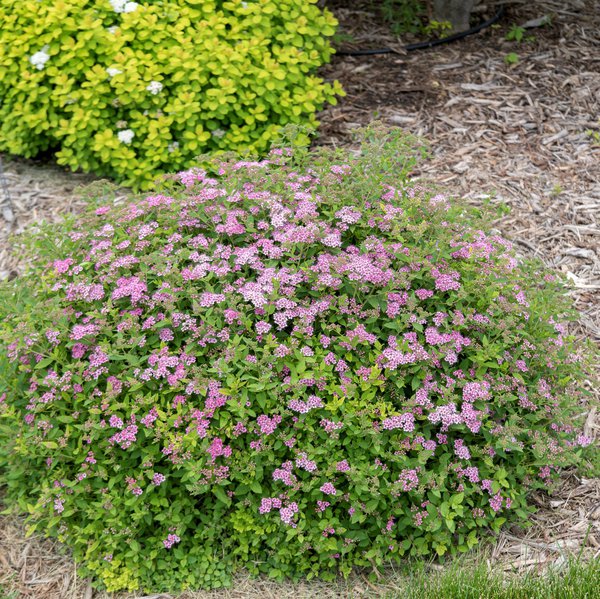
163;534;181;549
288;395;323;414
320;482;337;495
108;424;138;449
382;412;415;432
256;415;282;435
398;468;419;492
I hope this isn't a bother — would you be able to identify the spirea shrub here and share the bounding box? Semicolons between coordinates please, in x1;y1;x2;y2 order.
0;0;341;189
0;130;593;592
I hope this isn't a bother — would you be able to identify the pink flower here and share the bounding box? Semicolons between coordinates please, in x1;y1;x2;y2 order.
71;324;100;340
207;438;232;462
111;276;147;304
382;413;415;432
152;473;166;485
454;439;471;460
259;498;275;514
53;258;74;274
320;419;343;432
108;424;138;449
295;453;317;472
159;328;174;342
141;408;158;428
398;469;419;492
109;415;124;429
415;288;434;300
163;534;180;549
279;502;299;526
320;482;337;496
336;460;350;472
89;346;109;367
463;381;490;402
577;434;592;447
489;493;503;512
45;330;60;345
255;321;271;334
256;415;281;435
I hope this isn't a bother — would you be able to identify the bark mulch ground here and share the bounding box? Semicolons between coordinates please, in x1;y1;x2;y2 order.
0;1;598;597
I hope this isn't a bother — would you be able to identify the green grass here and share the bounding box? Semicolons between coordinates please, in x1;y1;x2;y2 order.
0;585;18;599
385;558;600;599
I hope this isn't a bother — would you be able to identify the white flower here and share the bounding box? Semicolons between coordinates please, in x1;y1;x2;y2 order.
110;0;126;11
167;141;179;153
117;129;134;144
106;67;122;78
110;0;138;13
30;49;50;70
211;129;226;138
146;80;163;95
107;26;118;34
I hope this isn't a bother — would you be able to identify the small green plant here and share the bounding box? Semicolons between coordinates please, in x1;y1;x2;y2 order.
423;19;453;38
585;127;600;145
504;52;520;65
506;24;536;44
331;30;355;48
505;25;526;43
379;0;428;36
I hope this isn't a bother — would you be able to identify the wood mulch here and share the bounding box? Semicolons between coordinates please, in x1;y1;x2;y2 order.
0;1;598;597
318;0;600;342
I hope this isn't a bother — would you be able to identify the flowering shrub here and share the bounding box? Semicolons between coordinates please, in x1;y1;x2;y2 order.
0;130;593;592
0;0;341;188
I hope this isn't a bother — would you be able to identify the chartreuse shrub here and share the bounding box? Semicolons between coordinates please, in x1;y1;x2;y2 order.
0;0;341;189
0;129;594;593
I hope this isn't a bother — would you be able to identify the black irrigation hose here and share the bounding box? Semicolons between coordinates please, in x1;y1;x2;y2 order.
336;6;505;56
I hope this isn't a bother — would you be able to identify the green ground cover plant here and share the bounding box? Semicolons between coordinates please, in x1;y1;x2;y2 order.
0;0;341;189
379;0;428;35
0;128;594;592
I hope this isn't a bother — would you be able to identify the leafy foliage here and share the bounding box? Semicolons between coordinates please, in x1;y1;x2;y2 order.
0;0;341;189
0;129;593;592
378;0;428;35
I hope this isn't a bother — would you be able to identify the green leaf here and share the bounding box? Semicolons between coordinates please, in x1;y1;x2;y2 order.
35;356;54;369
450;492;464;506
212;487;232;507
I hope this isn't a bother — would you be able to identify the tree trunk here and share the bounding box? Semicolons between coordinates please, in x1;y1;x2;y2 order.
432;0;474;33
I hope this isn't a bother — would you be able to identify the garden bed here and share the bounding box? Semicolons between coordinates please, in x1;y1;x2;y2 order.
0;1;598;597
